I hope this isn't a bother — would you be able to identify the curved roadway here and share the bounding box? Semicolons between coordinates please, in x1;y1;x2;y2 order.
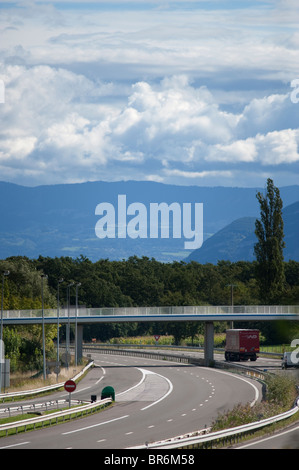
0;351;262;449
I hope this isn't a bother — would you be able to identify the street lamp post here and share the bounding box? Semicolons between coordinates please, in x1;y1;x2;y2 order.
227;284;237;329
41;274;48;381
66;282;74;369
75;283;81;367
56;278;64;381
0;271;9;393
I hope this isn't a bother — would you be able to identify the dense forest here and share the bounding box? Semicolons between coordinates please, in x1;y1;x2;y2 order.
1;255;299;372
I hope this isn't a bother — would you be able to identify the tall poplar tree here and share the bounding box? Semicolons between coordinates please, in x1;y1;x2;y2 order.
254;178;285;304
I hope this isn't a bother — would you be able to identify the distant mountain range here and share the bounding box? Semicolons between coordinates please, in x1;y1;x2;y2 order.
186;201;299;263
0;180;298;263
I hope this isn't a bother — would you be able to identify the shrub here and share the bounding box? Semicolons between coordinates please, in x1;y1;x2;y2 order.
211;373;298;432
265;374;297;408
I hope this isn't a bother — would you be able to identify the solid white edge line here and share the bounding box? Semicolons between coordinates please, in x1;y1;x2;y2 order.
237;423;299;448
95;366;106;385
139;369;173;411
61;414;129;435
0;441;30;449
115;369;147;397
202;367;260;406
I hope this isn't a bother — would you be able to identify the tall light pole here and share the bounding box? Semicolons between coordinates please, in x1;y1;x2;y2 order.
227;284;237;329
66;282;74;369
56;278;64;381
0;270;9;393
41;273;48;381
75;283;81;367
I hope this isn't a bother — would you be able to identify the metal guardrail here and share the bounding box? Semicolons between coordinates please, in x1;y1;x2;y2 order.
86;345;298;449
84;342;284;358
0;359;112;437
0;346;294;445
84;345;267;380
0;399;89;418
0;398;112;437
130;399;299;449
0;361;94;402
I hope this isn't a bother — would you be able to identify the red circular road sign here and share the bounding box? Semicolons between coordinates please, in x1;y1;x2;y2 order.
64;379;76;393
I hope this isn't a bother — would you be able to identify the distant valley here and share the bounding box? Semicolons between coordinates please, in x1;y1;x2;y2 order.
186;201;299;264
0;180;298;263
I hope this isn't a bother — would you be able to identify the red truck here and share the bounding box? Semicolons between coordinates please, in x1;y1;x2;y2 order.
225;329;259;362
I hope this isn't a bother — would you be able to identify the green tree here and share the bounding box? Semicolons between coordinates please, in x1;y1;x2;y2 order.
254;178;285;303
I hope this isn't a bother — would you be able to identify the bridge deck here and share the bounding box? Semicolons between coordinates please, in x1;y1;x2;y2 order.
2;305;298;324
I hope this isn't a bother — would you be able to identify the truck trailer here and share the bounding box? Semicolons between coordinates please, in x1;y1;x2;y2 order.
225;329;259;362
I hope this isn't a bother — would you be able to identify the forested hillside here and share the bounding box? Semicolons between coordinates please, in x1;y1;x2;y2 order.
1;255;299;371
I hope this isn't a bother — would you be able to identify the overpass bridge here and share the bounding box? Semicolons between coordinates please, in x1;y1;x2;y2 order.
1;305;298;365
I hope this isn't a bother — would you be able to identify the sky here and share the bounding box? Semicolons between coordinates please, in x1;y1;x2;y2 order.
0;0;299;188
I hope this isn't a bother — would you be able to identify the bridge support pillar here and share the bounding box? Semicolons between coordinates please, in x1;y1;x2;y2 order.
204;321;214;366
77;324;83;363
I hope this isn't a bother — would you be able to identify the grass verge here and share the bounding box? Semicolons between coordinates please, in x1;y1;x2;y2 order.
208;374;299;447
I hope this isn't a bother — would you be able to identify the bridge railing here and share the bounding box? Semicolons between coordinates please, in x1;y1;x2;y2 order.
2;305;299;319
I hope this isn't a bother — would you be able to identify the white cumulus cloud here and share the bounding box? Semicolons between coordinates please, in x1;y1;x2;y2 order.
0;0;299;187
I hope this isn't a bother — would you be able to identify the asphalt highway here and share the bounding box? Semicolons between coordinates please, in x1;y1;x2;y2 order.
0;351;262;449
235;423;299;449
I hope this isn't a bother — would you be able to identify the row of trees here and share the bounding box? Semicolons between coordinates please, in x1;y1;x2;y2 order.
1;254;298;369
1;254;298;312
